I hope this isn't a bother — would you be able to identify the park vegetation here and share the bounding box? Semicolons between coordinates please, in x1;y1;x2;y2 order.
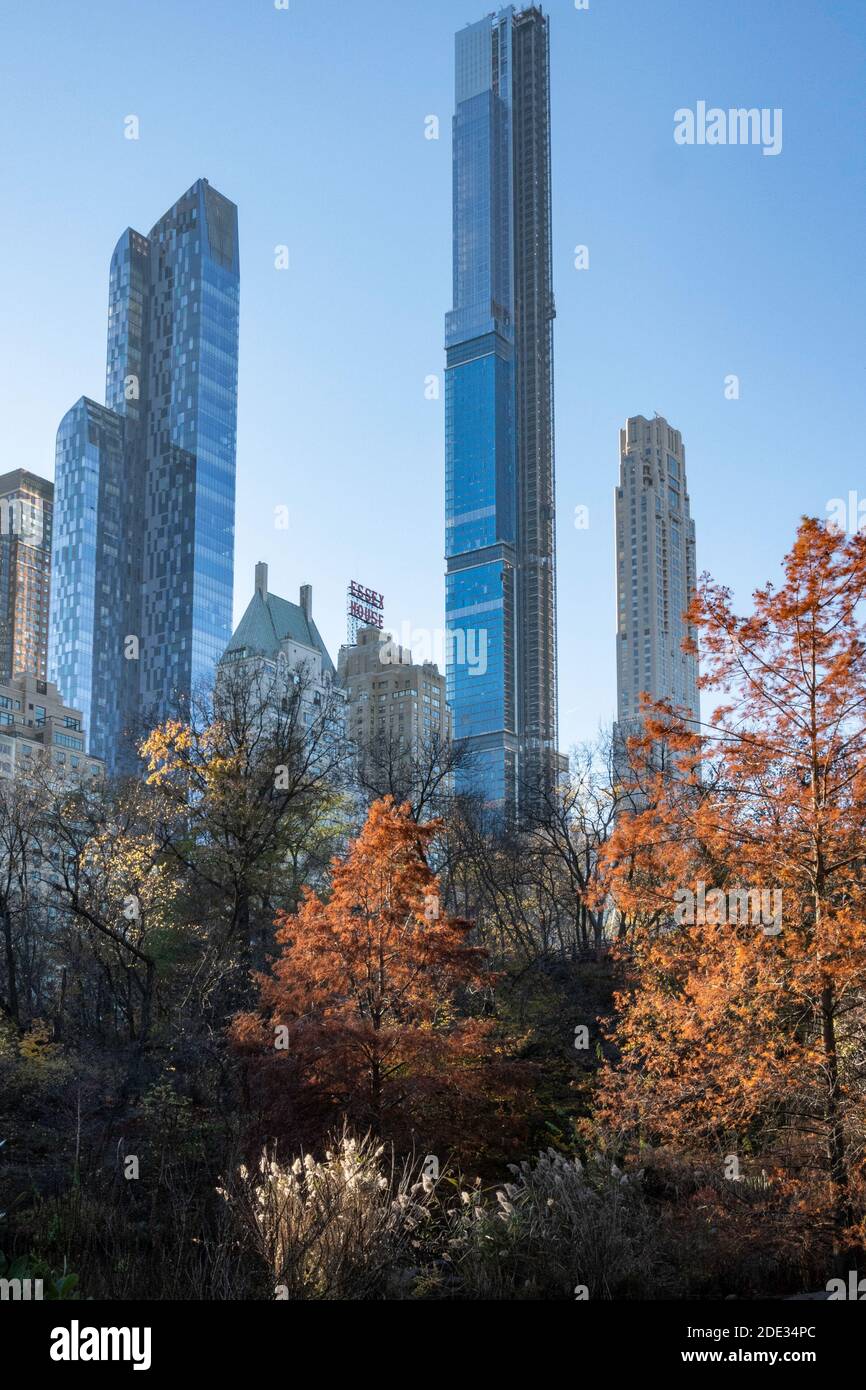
2;517;865;1299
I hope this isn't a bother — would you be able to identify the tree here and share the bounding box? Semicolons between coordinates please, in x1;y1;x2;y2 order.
233;797;521;1156
349;723;472;825
0;774;50;1031
524;731;626;956
141;658;349;979
598;518;866;1257
40;771;181;1051
440;730;629;973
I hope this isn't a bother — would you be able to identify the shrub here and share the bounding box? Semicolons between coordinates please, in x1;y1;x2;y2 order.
446;1147;654;1300
221;1131;437;1300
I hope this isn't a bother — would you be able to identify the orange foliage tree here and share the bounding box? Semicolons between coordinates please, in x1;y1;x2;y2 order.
232;796;524;1158
598;519;866;1254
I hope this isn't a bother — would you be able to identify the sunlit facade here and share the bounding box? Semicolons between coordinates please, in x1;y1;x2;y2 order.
615;415;699;734
0;469;53;683
50;180;240;773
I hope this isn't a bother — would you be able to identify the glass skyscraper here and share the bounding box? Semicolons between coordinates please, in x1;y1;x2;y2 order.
445;6;559;814
51;402;129;768
50;179;240;773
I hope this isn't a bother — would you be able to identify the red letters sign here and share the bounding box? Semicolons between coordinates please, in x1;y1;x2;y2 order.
347;581;385;638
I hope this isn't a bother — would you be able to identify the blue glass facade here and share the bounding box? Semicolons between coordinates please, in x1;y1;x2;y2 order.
446;7;558;812
50;180;240;772
49;401;129;763
445;335;517;806
137;181;239;720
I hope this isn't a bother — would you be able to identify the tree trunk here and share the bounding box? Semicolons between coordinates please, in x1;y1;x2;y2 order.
0;901;20;1028
820;980;856;1267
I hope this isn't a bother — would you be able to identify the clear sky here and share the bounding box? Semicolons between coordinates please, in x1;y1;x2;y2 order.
1;0;864;750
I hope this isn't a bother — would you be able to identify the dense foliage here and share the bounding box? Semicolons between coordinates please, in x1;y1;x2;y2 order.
2;519;865;1299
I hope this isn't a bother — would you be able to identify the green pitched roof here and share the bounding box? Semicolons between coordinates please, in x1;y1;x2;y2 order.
224;591;335;678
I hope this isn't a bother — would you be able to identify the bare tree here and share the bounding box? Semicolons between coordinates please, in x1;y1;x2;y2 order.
349;725;473;825
0;774;51;1030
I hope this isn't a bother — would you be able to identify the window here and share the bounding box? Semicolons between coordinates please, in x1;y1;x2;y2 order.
54;732;84;750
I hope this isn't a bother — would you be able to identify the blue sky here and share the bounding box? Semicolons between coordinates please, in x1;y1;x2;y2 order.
1;0;864;749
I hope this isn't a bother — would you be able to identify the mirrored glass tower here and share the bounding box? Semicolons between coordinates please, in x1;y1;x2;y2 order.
50;179;240;773
445;6;559;816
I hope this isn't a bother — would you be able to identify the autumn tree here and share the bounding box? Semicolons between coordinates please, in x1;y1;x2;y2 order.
598;518;866;1258
39;769;191;1053
233;796;522;1157
141;658;349;980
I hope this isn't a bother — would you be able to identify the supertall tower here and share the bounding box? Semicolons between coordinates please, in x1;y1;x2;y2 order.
445;5;559;815
615;415;699;737
50;180;240;772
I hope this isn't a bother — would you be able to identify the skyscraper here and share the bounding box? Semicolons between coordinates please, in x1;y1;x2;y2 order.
51;401;133;771
615;415;699;740
0;470;53;683
50;179;240;772
445;5;559;815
